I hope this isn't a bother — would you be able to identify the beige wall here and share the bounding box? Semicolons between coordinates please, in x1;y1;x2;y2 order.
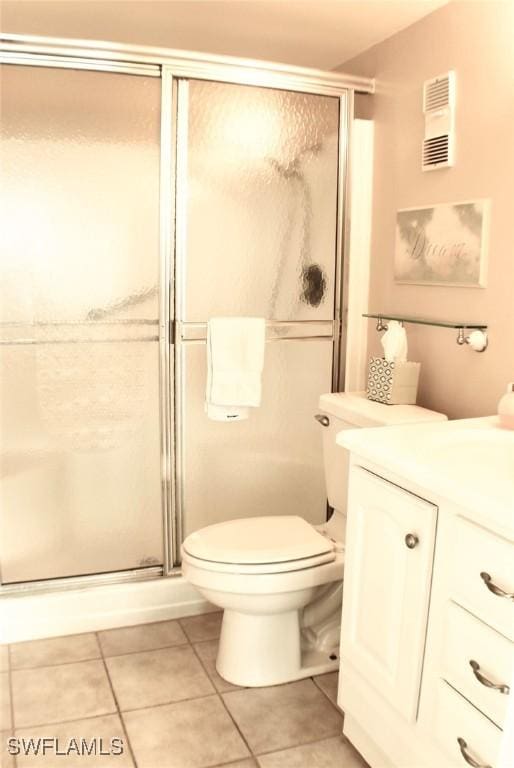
340;0;514;419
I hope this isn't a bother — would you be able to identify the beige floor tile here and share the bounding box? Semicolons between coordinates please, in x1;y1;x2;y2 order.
1;731;16;768
10;634;100;670
1;673;12;731
193;640;241;693
257;736;369;767
0;646;8;672
11;660;116;728
98;620;187;657
106;644;214;711
223;679;343;754
14;714;134;767
180;612;223;642
214;761;257;768
313;672;339;707
123;694;250;768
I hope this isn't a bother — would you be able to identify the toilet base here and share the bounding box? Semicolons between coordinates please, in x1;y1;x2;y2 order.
216;608;339;687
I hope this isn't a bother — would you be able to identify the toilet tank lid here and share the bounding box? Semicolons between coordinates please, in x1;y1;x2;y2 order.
182;516;333;565
318;391;447;427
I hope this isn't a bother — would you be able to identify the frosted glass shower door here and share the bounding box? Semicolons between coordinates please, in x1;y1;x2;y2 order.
177;80;341;540
0;65;164;583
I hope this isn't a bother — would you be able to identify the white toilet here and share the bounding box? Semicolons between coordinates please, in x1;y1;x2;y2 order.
181;391;447;687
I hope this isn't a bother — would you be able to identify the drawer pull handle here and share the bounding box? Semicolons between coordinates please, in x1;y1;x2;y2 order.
405;533;419;549
480;572;514;601
457;738;492;768
469;660;510;694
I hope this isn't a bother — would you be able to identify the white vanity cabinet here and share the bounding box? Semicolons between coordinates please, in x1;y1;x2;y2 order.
338;447;514;768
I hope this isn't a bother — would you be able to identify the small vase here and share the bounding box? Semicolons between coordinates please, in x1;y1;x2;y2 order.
497;382;514;429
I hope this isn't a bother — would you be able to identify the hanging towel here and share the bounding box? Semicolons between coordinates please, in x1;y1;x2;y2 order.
205;317;266;422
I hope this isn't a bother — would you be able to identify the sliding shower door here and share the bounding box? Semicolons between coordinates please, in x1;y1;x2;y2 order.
175;80;341;542
0;65;164;583
0;61;346;583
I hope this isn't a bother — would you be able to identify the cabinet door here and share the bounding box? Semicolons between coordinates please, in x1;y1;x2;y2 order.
340;467;437;722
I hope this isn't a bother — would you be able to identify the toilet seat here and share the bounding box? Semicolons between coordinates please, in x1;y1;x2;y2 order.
181;515;336;575
181;548;336;575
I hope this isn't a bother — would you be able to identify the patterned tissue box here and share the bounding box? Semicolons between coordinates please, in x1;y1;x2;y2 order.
367;357;421;405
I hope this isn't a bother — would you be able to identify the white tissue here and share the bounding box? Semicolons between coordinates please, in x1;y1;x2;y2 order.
467;329;488;352
381;320;408;363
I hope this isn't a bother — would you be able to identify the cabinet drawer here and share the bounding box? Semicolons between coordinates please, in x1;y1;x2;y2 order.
442;603;512;728
451;516;514;640
434;681;502;768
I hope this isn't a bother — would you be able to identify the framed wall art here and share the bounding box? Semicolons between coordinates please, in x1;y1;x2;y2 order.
394;199;490;287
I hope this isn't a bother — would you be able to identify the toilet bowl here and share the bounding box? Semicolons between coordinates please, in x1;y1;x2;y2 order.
182;514;344;686
182;391;447;687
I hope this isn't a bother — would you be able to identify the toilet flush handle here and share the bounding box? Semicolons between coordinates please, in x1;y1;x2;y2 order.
314;414;330;427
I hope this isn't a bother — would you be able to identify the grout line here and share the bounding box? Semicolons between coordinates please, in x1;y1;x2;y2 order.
311;674;343;715
9;709;119;733
211;759;259;768
8;639;193;672
216;693;255;759
253;731;347;758
189;642;254;758
177;612;223;644
119;690;218;716
9;630;100;648
7;655;103;673
96;632;139;768
100;640;190;660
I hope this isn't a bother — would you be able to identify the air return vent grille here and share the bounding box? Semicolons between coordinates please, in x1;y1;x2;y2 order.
423;76;451;112
422;135;450;168
422;71;455;171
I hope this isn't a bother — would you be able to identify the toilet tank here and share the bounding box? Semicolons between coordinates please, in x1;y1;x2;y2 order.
317;391;447;514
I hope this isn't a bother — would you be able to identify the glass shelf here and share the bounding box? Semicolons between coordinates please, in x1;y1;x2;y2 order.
363;313;487;330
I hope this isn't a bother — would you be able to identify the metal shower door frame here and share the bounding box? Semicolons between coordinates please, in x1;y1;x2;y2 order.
0;35;365;592
170;75;353;566
0;54;171;595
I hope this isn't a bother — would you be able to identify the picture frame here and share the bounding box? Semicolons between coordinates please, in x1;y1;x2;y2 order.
394;199;490;287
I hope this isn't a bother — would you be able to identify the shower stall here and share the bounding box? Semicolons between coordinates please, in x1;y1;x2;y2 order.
0;36;373;602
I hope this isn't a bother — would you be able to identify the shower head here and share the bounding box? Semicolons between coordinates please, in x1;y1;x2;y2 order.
266;156;301;180
265;141;323;180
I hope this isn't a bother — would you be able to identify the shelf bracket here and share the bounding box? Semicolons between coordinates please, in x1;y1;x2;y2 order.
364;313;488;353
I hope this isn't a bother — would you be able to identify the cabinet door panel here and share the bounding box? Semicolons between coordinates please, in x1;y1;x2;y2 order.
340;467;437;722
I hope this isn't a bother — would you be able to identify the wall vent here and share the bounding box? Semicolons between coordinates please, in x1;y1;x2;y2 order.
422;71;455;171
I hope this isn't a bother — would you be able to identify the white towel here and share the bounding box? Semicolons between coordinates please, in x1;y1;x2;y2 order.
205;317;266;422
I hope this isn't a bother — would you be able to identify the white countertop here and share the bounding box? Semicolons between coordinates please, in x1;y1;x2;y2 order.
337;416;514;539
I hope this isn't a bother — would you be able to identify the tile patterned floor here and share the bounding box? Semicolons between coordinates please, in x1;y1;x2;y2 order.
1;614;369;768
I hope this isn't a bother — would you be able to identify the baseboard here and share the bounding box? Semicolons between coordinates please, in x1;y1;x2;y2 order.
0;574;215;643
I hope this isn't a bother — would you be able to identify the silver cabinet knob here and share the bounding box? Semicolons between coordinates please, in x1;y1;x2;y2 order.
314;414;330;427
405;533;419;549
